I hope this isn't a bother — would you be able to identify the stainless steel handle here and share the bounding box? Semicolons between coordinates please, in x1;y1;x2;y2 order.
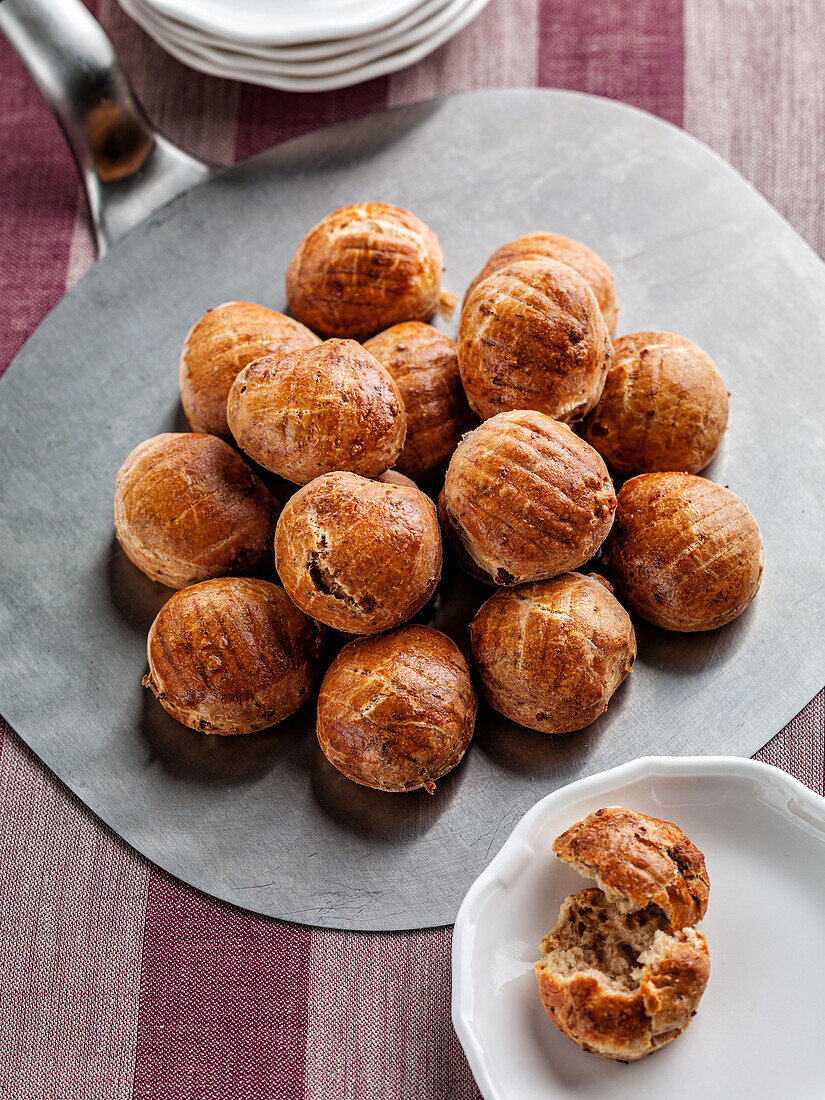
0;0;215;255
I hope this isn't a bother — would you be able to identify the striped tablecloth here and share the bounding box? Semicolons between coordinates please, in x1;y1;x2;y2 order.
1;1;823;1096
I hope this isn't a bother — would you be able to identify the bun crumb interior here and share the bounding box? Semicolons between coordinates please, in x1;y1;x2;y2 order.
540;889;671;991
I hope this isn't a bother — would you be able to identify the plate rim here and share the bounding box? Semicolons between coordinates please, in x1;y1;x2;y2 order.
119;0;456;61
145;0;432;46
162;0;477;78
451;754;825;1100
125;0;491;91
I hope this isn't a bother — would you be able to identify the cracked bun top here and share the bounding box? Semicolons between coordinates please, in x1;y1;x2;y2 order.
179;301;320;438
226;338;406;485
316;625;476;793
470;573;636;734
553;807;710;930
458;258;612;423
285;203;443;341
363;322;476;484
114;432;279;590
581;332;729;475
602;472;763;631
143;578;325;736
441;410;616;586
274;471;442;634
465;232;618;335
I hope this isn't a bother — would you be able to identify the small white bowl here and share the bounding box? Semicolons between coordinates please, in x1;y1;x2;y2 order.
452;756;825;1100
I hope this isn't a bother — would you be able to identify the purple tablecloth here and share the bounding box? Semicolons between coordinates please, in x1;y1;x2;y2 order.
1;1;824;1095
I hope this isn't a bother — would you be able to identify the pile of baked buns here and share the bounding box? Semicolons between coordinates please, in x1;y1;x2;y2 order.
536;807;711;1061
114;201;764;794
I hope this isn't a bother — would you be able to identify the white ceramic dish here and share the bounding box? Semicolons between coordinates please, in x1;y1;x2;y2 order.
452;756;825;1100
145;0;428;45
165;0;475;78
120;0;490;91
122;0;453;61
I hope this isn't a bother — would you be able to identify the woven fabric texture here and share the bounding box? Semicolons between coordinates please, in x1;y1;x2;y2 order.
1;1;823;1096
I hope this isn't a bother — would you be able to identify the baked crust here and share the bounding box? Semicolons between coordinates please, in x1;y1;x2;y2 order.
114;432;278;590
470;573;636;733
581;332;729;475
553;807;710;928
226;338;406;484
441;410;616;585
535;888;709;1061
376;469;417;488
457;259;612;422
179;301;319;437
602;472;763;631
437;488;495;584
465;232;618;334
285;203;443;340
274;471;442;634
143;577;324;735
316;625;476;792
363;322;475;483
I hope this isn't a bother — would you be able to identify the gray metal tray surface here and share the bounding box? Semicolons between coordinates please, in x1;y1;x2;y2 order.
0;90;823;930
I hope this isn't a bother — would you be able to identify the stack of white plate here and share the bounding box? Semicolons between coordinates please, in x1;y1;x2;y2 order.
118;0;493;92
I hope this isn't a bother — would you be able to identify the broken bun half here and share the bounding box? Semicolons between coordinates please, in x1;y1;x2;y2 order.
535;807;710;1061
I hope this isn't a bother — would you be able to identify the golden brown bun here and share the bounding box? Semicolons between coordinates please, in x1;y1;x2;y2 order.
179;301;319;437
535;888;709;1061
442;411;616;585
581;332;729;475
316;625;476;792
285;203;443;340
470;574;636;733
114;433;278;590
226;339;406;485
458;259;612;423
553;807;710;928
363;322;476;483
603;472;763;631
143;578;324;735
466;232;618;334
274;471;442;634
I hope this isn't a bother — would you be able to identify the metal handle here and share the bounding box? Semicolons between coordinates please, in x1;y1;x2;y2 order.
0;0;215;255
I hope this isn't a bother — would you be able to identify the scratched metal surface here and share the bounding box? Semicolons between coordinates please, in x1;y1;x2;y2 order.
0;90;823;929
